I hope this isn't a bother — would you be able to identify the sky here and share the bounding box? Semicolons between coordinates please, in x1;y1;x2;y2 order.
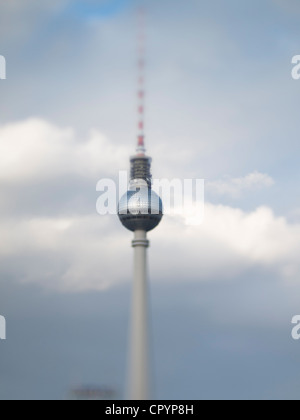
1;0;300;400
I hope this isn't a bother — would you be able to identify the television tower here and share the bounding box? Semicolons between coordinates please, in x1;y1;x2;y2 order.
118;8;163;400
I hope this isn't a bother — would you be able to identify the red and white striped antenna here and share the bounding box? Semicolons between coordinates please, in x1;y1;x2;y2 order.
136;6;147;156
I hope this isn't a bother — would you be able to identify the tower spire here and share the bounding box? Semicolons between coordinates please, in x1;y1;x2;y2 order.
136;6;146;156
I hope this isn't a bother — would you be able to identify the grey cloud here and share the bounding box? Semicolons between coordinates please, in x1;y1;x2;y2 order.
1;275;300;399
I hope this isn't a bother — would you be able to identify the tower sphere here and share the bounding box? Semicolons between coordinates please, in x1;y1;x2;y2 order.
118;185;163;232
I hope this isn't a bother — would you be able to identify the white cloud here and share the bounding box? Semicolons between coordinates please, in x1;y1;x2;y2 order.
152;204;300;283
0;118;298;293
0;214;131;292
206;171;274;198
0;118;127;182
0;203;299;292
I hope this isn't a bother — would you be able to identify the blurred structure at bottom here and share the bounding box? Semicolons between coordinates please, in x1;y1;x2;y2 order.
68;386;118;401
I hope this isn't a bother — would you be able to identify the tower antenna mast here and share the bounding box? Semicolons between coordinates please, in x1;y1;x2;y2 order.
137;6;146;155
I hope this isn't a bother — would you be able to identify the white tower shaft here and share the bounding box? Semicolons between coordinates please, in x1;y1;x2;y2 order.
128;229;151;400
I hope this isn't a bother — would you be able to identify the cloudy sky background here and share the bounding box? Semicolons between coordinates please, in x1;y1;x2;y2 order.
1;0;300;399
